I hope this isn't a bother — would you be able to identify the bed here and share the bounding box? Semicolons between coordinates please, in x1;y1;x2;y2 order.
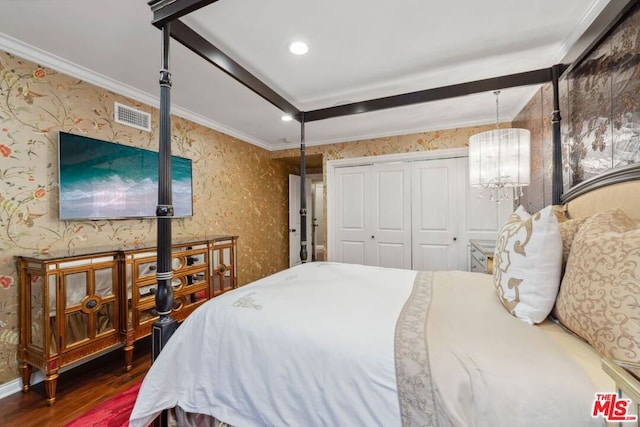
131;2;640;426
129;167;640;426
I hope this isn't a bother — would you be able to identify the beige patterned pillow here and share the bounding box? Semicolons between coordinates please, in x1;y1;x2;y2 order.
552;205;568;223
554;209;640;363
493;205;563;324
558;216;588;269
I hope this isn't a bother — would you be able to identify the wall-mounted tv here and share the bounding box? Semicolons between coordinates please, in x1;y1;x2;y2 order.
58;132;193;220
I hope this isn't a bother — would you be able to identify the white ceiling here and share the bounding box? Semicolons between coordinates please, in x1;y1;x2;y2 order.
0;0;610;150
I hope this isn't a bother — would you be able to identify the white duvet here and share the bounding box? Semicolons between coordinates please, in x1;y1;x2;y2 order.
129;262;612;427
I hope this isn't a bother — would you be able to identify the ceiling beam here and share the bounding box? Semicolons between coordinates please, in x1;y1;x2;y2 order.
169;19;301;118
303;67;565;123
149;0;220;28
148;0;632;124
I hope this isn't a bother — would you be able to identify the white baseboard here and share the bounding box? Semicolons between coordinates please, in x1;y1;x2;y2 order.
0;371;44;400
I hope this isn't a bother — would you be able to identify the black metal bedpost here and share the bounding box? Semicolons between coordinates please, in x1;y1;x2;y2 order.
152;21;177;427
551;64;564;205
153;22;178;361
299;113;308;263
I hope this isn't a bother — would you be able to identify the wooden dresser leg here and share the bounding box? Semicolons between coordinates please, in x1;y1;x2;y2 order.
44;372;59;406
20;362;32;392
124;343;134;372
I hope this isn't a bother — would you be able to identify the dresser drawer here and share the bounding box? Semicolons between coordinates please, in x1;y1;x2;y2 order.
470;246;488;269
469;240;495;274
470;255;485;273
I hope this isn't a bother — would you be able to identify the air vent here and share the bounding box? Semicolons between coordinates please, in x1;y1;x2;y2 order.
114;102;151;132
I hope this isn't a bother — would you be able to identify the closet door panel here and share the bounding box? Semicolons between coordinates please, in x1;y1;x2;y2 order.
414;245;449;272
339;173;366;229
334;166;370;265
369;164;412;269
340;241;366;265
411;159;461;271
373;243;407;269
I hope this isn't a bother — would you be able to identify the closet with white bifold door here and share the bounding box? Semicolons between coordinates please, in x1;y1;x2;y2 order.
333;162;412;269
329;149;512;271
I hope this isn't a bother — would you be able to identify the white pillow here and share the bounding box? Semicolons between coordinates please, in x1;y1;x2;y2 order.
493;205;563;324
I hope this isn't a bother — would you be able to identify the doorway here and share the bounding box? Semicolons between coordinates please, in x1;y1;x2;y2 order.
309;174;325;261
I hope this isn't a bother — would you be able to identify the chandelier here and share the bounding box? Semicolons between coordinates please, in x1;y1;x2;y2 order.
469;91;530;202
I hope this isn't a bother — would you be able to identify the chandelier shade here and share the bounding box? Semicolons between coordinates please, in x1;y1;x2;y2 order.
469;127;530;201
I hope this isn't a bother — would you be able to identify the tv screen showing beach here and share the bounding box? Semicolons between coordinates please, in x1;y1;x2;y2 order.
58;132;193;220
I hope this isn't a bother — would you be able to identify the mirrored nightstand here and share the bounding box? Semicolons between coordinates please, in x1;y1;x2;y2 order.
469;239;495;274
601;358;640;424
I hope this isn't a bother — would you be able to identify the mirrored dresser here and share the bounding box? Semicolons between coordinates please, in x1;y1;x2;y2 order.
16;249;122;405
16;235;237;405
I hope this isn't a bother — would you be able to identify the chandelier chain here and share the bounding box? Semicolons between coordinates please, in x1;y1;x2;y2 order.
494;90;500;129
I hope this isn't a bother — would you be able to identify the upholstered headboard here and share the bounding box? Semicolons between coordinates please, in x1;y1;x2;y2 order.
562;164;640;221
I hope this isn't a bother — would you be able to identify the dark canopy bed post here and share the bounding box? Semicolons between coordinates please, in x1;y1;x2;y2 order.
551;63;564;205
152;21;178;363
299;113;308;263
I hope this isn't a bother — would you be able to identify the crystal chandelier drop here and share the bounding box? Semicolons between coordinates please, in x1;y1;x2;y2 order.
468;91;531;202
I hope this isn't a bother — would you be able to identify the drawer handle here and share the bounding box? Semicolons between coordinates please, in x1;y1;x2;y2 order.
479;256;485;262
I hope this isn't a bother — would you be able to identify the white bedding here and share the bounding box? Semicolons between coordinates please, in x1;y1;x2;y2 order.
130;262;612;427
427;270;612;427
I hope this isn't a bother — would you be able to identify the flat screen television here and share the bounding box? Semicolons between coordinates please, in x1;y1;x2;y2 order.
58;131;193;220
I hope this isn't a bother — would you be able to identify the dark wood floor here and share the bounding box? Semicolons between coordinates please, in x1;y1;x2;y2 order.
0;337;152;427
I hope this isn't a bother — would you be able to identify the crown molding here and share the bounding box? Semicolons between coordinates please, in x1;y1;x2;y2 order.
0;31;271;150
170;106;272;150
0;32;160;107
552;0;622;63
285;116;505;150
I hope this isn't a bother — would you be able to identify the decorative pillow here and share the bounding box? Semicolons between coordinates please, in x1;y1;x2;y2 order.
552;205;569;223
554;209;640;363
558;216;588;269
493;205;563;324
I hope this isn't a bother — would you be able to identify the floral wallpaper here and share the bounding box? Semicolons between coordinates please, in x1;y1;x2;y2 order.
512;84;554;213
561;3;640;190
0;49;292;384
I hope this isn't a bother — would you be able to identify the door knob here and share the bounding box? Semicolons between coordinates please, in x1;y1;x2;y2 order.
371;235;375;239
290;228;296;232
453;237;457;241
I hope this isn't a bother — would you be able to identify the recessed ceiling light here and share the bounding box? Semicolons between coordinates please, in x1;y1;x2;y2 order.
288;41;308;55
281;115;293;122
